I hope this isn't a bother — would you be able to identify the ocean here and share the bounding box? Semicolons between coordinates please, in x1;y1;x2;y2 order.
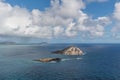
0;44;120;80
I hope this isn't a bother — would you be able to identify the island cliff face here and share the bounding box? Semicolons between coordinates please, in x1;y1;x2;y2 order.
53;46;84;55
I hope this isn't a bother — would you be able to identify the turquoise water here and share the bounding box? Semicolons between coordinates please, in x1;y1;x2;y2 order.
0;44;120;80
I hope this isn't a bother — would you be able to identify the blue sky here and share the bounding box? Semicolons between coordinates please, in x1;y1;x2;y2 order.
0;0;120;43
85;0;116;18
5;0;51;11
5;0;116;17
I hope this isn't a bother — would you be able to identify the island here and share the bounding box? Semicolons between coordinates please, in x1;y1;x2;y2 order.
34;46;84;63
34;58;61;62
52;46;84;55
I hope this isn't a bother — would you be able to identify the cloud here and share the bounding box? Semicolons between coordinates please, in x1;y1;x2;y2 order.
112;2;120;38
0;0;111;42
113;2;120;20
0;1;53;39
77;16;110;37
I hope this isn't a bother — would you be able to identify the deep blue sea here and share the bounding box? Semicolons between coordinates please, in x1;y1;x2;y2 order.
0;44;120;80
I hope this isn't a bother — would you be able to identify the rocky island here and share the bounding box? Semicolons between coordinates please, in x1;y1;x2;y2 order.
34;58;61;62
53;46;84;55
34;46;84;63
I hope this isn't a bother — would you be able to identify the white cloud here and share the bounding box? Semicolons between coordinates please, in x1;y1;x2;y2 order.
53;26;64;37
0;0;111;41
113;2;120;20
112;2;120;38
76;16;110;37
65;22;77;37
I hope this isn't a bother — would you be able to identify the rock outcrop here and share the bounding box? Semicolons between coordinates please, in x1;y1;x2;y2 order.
53;46;84;55
34;58;61;62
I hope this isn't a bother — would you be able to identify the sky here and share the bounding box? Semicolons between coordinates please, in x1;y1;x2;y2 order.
0;0;120;43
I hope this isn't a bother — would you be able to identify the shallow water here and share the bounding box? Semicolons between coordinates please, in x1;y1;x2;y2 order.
0;44;120;80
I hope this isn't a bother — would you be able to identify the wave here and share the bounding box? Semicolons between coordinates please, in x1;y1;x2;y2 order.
47;57;83;63
61;57;82;62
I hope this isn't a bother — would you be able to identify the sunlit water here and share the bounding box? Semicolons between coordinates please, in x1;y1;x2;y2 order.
0;44;120;80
